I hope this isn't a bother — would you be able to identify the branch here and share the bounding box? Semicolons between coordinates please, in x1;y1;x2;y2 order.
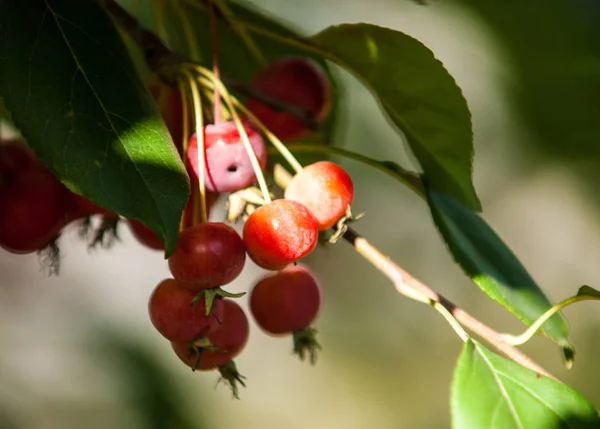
273;165;556;380
100;0;319;130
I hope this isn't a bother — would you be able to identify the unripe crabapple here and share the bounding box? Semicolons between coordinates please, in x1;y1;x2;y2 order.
187;121;267;193
284;161;354;230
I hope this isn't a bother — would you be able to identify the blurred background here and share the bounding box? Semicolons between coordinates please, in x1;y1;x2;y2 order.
2;0;600;428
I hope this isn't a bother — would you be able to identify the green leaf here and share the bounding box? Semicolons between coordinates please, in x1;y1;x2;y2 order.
0;0;189;254
452;340;599;429
426;187;570;347
309;24;480;211
129;0;339;165
577;285;600;299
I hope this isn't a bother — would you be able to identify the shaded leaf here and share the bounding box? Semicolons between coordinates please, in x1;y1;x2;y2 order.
0;97;12;123
426;187;570;347
309;24;480;210
577;285;600;299
0;0;189;254
452;340;599;429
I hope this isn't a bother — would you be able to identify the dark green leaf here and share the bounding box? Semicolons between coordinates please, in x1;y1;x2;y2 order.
426;187;570;347
0;97;12;123
0;0;189;254
309;24;480;211
452;340;599;429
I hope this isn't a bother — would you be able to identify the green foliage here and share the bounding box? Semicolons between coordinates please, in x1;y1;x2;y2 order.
0;0;189;254
452;340;599;429
0;0;597;427
123;0;339;164
426;187;570;348
309;24;480;211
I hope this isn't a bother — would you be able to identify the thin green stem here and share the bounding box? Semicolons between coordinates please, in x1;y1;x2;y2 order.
152;0;170;45
181;70;208;223
502;295;600;346
177;77;192;230
277;144;425;197
209;1;222;124
189;65;272;203
233;99;304;174
171;0;203;60
434;302;470;342
211;0;267;66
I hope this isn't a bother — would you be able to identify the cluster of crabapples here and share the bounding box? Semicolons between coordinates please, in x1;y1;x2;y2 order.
0;55;355;394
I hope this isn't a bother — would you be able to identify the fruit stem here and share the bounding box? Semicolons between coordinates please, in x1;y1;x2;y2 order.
177;77;193;231
275;144;425;197
273;164;557;381
191;66;272;204
232;98;304;174
209;0;222;125
181;70;209;224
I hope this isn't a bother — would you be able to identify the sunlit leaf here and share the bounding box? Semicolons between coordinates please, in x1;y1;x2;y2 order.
452;340;599;429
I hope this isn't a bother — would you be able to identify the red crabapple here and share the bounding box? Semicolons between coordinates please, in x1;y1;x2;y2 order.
171;299;249;371
71;193;113;218
168;222;246;290
148;278;225;342
242;199;318;270
187;121;267;193
250;264;322;335
245;56;331;141
284;161;354;230
128;219;164;251
0;166;71;253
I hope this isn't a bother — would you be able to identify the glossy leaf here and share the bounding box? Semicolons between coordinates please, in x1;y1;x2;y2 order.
426;187;571;347
309;24;480;211
0;0;189;254
452;340;599;429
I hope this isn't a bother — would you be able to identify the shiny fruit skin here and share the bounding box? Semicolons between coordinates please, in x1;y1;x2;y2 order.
148;278;225;342
245;56;331;141
187;121;267;193
250;265;322;335
128;219;164;251
284;161;354;230
0;166;71;253
242;199;318;271
171;299;249;370
168;222;246;290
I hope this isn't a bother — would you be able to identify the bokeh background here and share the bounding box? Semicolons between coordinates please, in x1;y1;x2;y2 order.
2;0;600;428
